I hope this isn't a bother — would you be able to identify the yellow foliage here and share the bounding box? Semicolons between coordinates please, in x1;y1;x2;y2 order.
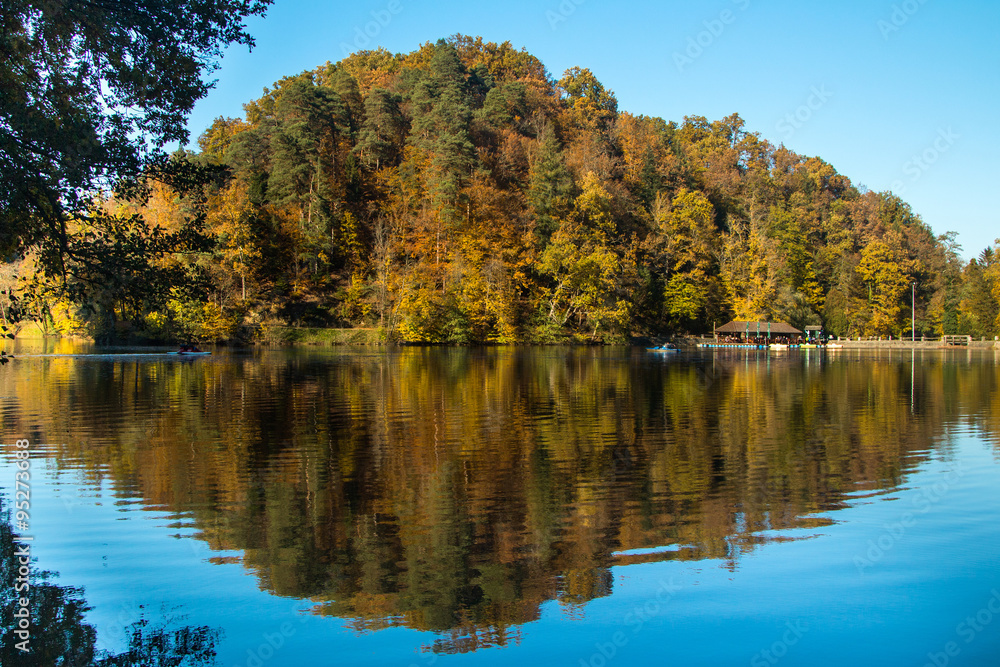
340;212;364;268
144;310;170;336
340;273;372;323
856;237;917;336
396;285;443;343
167;294;237;342
50;300;88;336
719;215;781;321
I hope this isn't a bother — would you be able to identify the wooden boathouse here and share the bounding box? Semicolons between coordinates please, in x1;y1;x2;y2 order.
711;320;804;346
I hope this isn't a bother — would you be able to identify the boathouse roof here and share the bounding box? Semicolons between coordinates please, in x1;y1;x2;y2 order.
715;321;803;335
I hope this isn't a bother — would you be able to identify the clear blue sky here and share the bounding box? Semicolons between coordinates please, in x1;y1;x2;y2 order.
184;0;999;259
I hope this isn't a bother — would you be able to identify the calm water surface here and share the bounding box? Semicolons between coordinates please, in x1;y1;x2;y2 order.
1;342;999;666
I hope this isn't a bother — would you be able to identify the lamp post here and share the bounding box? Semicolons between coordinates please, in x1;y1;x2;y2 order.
912;282;916;342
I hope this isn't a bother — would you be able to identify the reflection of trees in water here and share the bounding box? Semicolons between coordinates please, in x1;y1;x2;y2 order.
3;349;999;654
0;502;220;667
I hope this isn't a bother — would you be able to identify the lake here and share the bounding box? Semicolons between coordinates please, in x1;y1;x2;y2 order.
2;343;999;666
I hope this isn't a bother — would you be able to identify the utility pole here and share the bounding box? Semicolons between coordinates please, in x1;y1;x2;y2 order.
912;282;916;342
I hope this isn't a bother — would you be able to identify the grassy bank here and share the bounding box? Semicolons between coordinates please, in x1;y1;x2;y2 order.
259;327;384;346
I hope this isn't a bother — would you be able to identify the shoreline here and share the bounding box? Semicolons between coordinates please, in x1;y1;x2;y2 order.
5;328;1000;351
688;337;999;350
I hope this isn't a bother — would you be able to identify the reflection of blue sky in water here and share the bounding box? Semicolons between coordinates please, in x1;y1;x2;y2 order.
0;485;220;666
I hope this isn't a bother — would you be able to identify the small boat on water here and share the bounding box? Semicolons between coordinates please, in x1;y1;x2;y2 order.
647;344;680;353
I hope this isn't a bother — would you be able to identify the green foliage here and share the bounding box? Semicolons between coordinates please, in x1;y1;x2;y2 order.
644;189;717;329
528;125;574;247
662;274;704;322
958;245;1000;337
198;116;251;163
407;41;477;211
268;77;348;217
355;88;406;170
539;174;637;339
0;0;271;264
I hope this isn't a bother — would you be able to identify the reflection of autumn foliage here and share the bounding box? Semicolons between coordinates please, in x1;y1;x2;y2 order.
3;349;999;653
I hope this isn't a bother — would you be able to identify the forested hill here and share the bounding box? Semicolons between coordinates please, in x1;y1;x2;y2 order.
23;35;1000;343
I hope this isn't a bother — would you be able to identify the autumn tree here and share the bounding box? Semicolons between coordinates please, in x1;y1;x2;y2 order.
719;214;781;321
856;236;917;336
558;67;618;137
644;189;718;328
539;172;637;339
958;244;1000;337
11;31;973;345
208;181;265;302
768;205;825;312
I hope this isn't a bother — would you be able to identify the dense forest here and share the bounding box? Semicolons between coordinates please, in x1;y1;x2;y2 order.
8;35;1000;343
